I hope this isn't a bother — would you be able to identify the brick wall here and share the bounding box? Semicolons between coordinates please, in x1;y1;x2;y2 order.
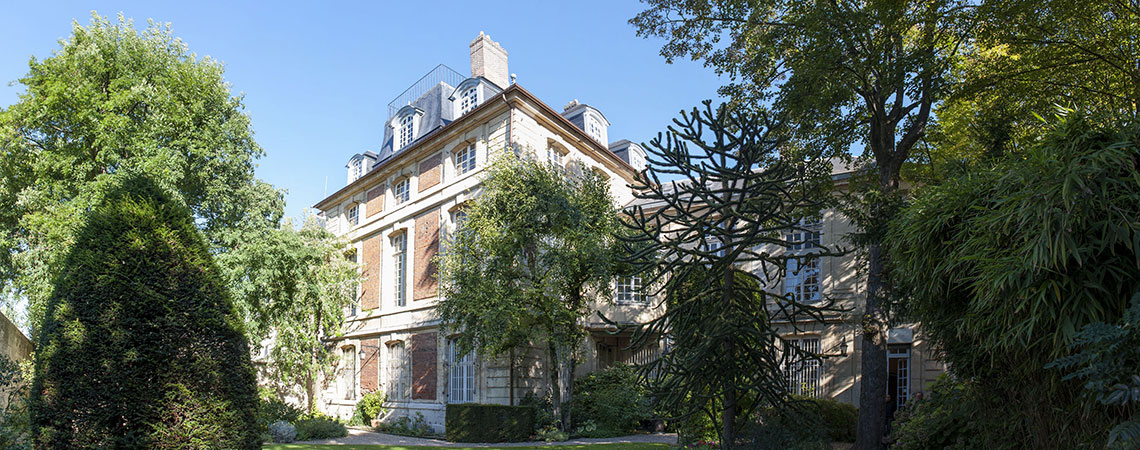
366;185;384;218
413;209;439;300
361;235;381;309
361;338;380;392
411;332;437;400
418;154;441;192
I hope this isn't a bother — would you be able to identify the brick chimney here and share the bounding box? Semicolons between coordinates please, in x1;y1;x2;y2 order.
470;32;509;89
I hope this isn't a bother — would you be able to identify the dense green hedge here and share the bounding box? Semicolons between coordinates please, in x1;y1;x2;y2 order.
29;176;260;449
571;363;651;437
791;396;857;443
445;404;535;442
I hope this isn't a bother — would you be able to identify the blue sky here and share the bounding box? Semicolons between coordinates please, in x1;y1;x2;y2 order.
1;1;726;221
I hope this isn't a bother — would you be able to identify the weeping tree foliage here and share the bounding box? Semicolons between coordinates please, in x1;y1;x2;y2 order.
887;113;1140;448
617;101;840;449
436;152;619;430
0;13;283;333
31;175;259;449
217;214;360;413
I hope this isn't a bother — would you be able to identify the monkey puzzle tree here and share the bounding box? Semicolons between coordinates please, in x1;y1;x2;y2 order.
618;101;840;449
31;175;259;449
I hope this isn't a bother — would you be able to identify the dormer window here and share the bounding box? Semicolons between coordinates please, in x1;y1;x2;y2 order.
352;159;363;181
587;118;603;143
398;114;415;149
460;86;478;115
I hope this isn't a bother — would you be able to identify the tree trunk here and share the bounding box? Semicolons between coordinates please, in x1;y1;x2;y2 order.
855;202;891;449
720;263;737;450
509;347;516;406
549;342;563;430
557;342;573;432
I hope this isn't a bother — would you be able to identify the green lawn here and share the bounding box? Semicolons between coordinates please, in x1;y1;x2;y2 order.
262;444;673;450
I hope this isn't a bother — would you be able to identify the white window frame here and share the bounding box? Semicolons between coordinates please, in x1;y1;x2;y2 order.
347;204;359;227
784;219;823;303
393;233;407;307
448;338;476;403
455;144;477;175
398;114;415;149
393;178;410;205
615;275;645;304
342;346;357;400
459;86;478;115
784;337;822;398
547;144;564;166
351;159;364;182
587;117;603;143
387;341;410;401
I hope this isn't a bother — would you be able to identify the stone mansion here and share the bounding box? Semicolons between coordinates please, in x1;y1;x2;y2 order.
312;33;943;432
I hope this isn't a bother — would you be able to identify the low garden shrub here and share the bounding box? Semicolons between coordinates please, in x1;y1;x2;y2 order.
293;412;348;441
349;391;386;427
445;404;535;442
889;375;996;450
519;391;557;431
790;396;857;443
258;391;302;431
374;412;434;438
267;421;296;443
570;363;651;437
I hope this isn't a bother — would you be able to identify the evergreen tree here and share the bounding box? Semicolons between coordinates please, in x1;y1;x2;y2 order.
30;175;259;449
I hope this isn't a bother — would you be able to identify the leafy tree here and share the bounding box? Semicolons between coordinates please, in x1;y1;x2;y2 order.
436;152;619;431
618;102;839;449
924;0;1140;177
31;175;259;449
631;3;972;446
0;13;283;334
887;112;1139;448
219;214;360;413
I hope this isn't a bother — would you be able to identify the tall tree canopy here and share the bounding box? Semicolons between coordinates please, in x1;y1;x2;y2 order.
32;175;260;449
631;2;972;446
0;14;283;332
619;101;839;449
436;153;619;430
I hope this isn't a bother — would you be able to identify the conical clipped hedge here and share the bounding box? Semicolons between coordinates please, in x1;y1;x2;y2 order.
30;175;260;449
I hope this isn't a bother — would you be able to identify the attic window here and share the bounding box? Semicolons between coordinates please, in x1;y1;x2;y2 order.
398;114;415;149
587;118;603;143
460;86;478;115
351;159;364;181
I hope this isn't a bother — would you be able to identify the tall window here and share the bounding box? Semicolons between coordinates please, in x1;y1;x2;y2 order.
387;342;409;401
587;117;603;143
453;210;468;231
615;275;645;304
393;233;407;307
547;145;563;166
784;337;822;398
351;159;363;181
460;86;478;114
399;114;415;149
456;144;476;175
785;219;822;303
346;250;359;317
347;204;359;227
394;178;410;204
448;338;475;403
342;347;356;400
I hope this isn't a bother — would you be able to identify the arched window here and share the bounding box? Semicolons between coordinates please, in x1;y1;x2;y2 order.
392;233;407;307
784;219;822;303
587;117;604;143
459;86;478;115
398;114;415;149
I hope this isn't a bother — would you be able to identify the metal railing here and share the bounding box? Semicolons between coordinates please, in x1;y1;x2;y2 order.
386;64;466;122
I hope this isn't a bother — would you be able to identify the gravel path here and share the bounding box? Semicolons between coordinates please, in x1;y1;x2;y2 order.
296;428;679;447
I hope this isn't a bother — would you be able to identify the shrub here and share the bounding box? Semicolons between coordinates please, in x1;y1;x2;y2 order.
535;425;568;442
258;391;301;431
267;421;296;443
374;412;434;438
445;404;535;442
889;375;993;450
519;391;557;430
293;412;347;441
790;396;857;443
570;363;651;437
29;176;260;449
350;391;386;427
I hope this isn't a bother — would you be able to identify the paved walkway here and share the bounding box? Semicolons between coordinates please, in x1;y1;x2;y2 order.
297;428;679;447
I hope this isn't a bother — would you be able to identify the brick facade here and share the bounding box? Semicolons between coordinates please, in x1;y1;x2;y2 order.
418;154;441;192
360;338;380;392
413;209;439;300
410;332;437;400
366;185;384;218
361;234;381;309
